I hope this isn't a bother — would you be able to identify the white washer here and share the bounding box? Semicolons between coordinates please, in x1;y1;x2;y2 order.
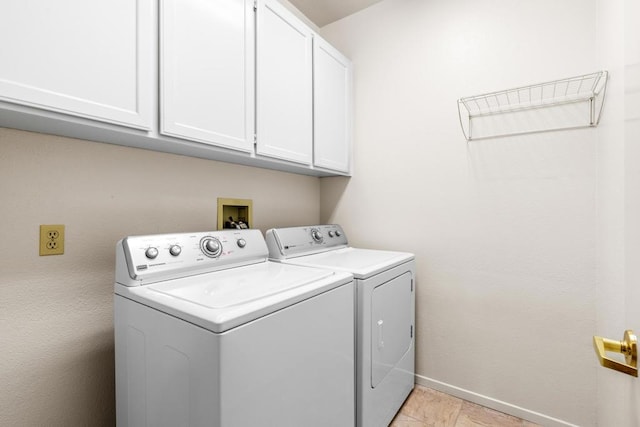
266;225;415;427
114;229;355;427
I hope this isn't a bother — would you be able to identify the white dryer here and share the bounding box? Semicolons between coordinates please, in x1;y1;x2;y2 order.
114;229;355;427
266;225;415;427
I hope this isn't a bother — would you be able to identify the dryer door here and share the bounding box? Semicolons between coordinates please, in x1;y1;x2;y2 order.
371;271;413;388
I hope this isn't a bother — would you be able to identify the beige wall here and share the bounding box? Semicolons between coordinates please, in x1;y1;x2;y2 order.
320;0;598;425
0;127;320;425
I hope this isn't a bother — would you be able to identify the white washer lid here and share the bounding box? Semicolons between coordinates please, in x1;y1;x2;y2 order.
281;247;414;279
115;261;353;333
149;262;334;308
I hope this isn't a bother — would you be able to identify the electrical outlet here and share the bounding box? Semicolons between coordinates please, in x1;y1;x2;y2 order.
40;224;65;256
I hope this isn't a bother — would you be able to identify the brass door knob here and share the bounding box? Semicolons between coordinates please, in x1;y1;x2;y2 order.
593;330;637;377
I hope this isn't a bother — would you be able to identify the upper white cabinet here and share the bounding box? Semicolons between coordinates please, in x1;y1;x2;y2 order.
0;0;352;176
256;0;313;165
313;36;352;174
160;0;255;152
0;0;153;130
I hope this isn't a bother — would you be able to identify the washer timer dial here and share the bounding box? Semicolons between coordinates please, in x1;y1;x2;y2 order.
311;228;323;243
200;237;222;258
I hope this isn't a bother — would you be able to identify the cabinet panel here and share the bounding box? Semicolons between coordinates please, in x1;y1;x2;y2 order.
313;37;352;173
256;0;313;164
160;0;254;152
0;0;153;129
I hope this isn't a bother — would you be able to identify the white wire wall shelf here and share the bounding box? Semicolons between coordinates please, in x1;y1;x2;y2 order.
457;71;609;141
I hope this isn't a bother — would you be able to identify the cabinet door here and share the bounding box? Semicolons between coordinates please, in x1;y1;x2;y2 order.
313;37;352;173
160;0;254;152
0;0;153;130
256;0;313;164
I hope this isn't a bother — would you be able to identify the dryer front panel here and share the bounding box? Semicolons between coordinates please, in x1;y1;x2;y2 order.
371;271;413;388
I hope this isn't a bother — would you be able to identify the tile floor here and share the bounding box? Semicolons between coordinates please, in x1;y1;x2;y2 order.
391;385;543;427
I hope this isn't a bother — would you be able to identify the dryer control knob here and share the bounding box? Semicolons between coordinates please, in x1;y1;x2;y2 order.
145;247;159;259
311;229;323;243
328;231;335;238
335;230;342;237
237;238;247;248
201;237;222;258
169;245;182;256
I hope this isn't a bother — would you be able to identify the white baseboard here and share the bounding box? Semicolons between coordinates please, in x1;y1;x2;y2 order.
414;374;580;427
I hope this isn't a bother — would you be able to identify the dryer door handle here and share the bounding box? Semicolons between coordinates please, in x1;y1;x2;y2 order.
377;319;384;348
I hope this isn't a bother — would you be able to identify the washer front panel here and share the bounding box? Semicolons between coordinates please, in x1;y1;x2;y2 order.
115;281;355;426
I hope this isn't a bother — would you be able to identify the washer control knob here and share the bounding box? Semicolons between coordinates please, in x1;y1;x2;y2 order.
328;231;335;238
169;245;181;256
205;239;220;253
145;247;159;259
237;238;247;248
311;228;323;243
335;230;342;237
201;237;222;258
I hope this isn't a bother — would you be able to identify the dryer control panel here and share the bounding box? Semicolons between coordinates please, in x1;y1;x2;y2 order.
266;224;348;259
116;229;268;286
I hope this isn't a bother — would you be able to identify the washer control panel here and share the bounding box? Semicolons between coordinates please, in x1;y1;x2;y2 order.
117;229;268;285
266;224;348;259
